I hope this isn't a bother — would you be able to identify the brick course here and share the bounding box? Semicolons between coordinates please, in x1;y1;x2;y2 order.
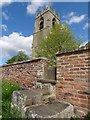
56;49;90;116
1;58;48;89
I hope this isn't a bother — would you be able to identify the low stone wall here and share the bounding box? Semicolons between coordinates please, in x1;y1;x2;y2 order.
1;58;50;88
56;49;90;116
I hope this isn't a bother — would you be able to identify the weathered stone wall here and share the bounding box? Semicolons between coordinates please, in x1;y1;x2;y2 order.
1;58;49;89
56;49;90;116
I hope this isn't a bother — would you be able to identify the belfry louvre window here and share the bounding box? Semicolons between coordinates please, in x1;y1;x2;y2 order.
39;17;44;30
52;18;56;27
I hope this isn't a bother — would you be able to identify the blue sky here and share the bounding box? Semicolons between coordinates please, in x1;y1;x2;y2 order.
0;1;89;65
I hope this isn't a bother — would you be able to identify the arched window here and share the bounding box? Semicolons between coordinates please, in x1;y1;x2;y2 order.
52;18;56;27
39;17;44;30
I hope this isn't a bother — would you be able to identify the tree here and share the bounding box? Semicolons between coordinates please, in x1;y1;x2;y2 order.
36;23;81;66
6;51;30;64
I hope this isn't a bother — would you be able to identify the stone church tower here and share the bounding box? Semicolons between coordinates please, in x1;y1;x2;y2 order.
32;3;60;57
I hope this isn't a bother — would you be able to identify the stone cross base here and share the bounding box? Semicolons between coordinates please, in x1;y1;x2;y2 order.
11;80;74;118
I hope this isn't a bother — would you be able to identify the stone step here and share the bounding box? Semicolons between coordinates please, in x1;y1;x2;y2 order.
11;89;56;111
37;79;58;85
35;82;55;94
23;100;74;118
12;89;74;118
12;89;43;110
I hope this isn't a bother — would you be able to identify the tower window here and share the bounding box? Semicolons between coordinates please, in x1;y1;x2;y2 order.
39;17;44;30
52;18;56;27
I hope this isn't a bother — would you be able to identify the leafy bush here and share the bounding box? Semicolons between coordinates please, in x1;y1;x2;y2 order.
6;51;30;64
2;80;22;118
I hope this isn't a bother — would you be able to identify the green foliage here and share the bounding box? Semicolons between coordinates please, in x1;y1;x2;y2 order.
70;117;80;120
36;23;81;66
84;112;90;120
6;51;30;64
70;112;90;120
2;80;22;118
2;80;21;100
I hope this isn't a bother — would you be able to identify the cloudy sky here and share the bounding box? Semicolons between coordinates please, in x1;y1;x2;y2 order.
0;0;89;65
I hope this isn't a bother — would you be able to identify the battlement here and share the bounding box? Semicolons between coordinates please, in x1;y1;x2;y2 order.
36;5;60;20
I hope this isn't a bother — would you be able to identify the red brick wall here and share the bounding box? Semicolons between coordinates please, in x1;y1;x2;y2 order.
56;49;90;116
1;58;48;89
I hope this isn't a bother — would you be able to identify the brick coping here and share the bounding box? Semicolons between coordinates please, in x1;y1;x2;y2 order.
1;57;48;67
56;48;90;57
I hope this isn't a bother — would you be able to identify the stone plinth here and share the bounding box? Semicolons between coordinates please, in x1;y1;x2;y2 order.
23;101;74;118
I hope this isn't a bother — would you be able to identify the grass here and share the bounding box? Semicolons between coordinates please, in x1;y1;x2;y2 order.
2;79;22;118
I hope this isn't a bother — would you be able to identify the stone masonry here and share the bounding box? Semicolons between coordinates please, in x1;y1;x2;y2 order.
56;48;90;116
11;83;74;118
1;58;49;88
32;3;60;57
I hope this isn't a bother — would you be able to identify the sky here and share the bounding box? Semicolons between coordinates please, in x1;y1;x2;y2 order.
0;0;89;65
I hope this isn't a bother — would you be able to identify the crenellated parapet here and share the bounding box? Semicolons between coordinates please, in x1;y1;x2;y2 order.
36;3;60;20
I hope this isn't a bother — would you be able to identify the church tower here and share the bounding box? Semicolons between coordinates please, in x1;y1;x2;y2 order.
32;3;60;57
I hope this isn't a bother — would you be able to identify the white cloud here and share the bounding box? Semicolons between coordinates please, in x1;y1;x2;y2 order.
0;0;13;7
68;12;75;17
80;41;88;47
62;12;86;25
62;12;75;19
2;12;9;20
83;23;88;30
0;32;33;63
66;15;86;25
0;24;7;31
27;0;47;15
83;23;90;30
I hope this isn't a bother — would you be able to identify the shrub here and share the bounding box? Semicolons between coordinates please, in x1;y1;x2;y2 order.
2;80;22;118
